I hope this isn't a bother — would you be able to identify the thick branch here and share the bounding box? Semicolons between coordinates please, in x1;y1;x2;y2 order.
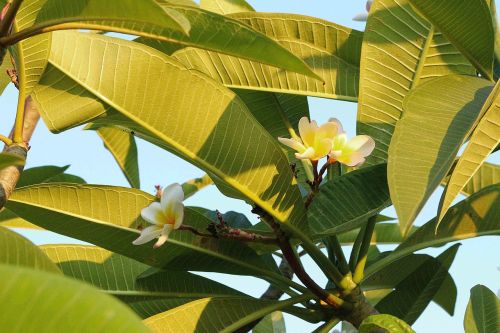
0;97;39;209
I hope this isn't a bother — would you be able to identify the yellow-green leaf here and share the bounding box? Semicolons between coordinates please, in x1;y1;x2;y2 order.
182;174;213;199
0;49;12;94
408;0;495;80
389;75;493;235
200;0;254;15
357;0;476;165
33;31;306;232
460;162;500;196
172;12;362;101
464;285;500;333
359;314;415;333
438;83;500;223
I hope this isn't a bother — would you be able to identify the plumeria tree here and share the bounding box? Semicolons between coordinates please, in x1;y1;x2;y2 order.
0;0;498;332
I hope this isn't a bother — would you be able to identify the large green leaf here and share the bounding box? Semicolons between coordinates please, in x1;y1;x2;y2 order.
200;0;254;14
365;184;500;279
464;285;500;333
253;312;286;333
308;164;390;238
371;248;458;320
408;0;494;80
376;244;459;325
92;126;140;188
0;152;25;170
438;82;500;223
359;314;415;333
0;226;59;273
389;75;493;235
33;31;306;232
337;223;418;245
41;245;244;301
356;0;476;165
144;296;309;333
6;184;284;281
17;164;85;187
172;12;362;101
0;264;150;333
457;162;500;196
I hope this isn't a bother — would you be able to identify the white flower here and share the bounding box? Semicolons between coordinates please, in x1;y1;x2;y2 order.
278;117;342;161
353;0;373;21
329;133;375;167
133;183;184;248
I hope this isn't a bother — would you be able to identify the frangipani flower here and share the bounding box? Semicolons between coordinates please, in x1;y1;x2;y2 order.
329;133;375;167
353;0;373;21
133;183;184;248
278;117;341;161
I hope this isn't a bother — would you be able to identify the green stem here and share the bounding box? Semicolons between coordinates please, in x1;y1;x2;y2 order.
324;235;350;275
353;215;377;283
349;224;366;272
312;318;340;333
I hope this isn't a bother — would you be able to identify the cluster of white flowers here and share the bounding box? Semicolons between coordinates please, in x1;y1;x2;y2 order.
278;117;375;167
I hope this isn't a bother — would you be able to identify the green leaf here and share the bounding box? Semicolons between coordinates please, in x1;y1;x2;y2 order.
337;223;417;246
253;312;286;333
33;31;306;233
41;245;244;303
308;164;390;238
389;75;493;235
172;12;362;101
91;126;140;188
0;152;25;170
182;174;213;199
408;0;494;79
364;253;457;316
200;0;254;14
438;82;500;223
453;162;500;196
359;314;415;333
0;226;59;273
6;184;284;281
464;285;500;333
357;0;476;165
377;244;460;325
0;264;150;333
144;296;309;333
0;49;12;94
0;208;41;229
17;165;85;187
365;184;500;280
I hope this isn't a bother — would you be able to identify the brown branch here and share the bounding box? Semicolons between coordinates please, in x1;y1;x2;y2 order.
178;223;278;244
0;96;39;209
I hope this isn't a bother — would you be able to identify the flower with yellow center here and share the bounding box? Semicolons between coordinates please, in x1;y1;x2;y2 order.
278;117;341;161
133;183;184;248
329;133;375;167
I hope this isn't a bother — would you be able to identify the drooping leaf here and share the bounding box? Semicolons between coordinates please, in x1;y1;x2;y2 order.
452;162;500;196
464;285;500;333
172;12;363;101
357;0;476;165
438;82;500;223
376;244;459;325
365;184;500;279
363;253;457;316
182;174;213;199
6;184;284;281
33;31;307;233
144;296;309;333
408;0;494;79
0;226;59;273
200;0;254;14
91;126;140;188
359;314;415;333
253;311;286;333
41;245;244;303
308;164;390;238
16;165;84;187
0;152;25;170
0;264;150;333
389;75;493;235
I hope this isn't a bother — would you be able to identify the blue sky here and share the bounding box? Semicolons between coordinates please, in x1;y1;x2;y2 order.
1;1;499;332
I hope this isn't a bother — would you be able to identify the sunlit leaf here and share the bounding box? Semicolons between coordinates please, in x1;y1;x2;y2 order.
182;174;213;199
253;311;286;333
200;0;254;14
359;314;415;333
464;285;500;333
389;75;493;235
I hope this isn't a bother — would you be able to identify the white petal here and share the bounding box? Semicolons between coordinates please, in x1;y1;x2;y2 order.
141;202;164;225
278;137;305;153
132;225;162;245
328;118;344;134
154;224;174;248
296;147;316;160
316;122;338;141
353;12;368;21
298;117;315;147
340;152;366;167
161;183;184;210
345;135;375;157
172;202;184;229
